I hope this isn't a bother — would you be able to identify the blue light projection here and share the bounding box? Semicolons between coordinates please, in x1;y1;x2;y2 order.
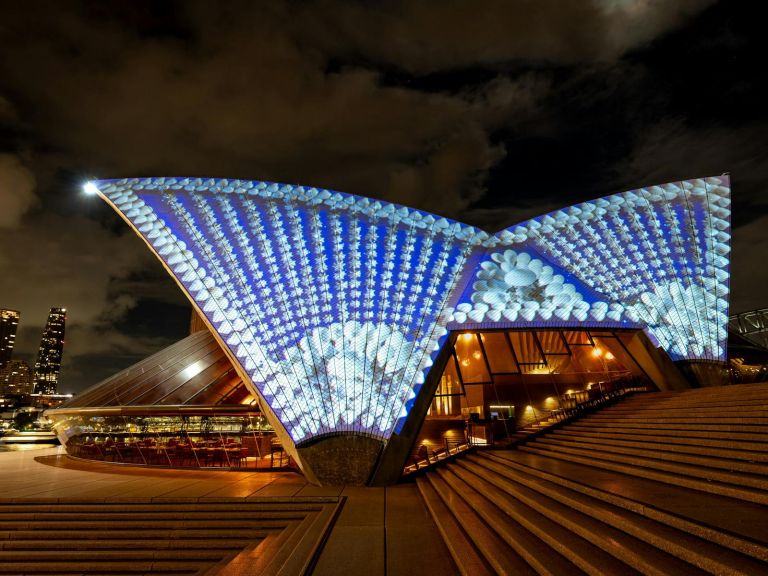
93;175;731;448
446;176;731;361
94;178;488;444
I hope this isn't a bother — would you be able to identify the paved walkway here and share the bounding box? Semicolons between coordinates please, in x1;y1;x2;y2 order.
0;447;315;499
0;448;456;575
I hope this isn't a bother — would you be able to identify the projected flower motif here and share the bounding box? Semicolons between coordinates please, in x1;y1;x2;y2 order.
451;250;596;323
263;322;423;440
625;282;727;359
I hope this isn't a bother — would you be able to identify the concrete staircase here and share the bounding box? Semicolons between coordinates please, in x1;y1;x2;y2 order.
0;498;341;575
417;383;768;575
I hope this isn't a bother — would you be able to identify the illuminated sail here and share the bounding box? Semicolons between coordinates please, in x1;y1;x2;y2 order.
95;178;488;444
448;176;731;361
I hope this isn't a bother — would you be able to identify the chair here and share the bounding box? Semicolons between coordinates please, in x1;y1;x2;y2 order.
103;438;119;461
230;447;248;467
270;438;287;467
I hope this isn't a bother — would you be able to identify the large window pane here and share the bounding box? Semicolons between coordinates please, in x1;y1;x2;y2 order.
480;333;518;373
536;331;568;354
454;333;490;383
563;330;591;345
435;356;463;396
508;331;544;364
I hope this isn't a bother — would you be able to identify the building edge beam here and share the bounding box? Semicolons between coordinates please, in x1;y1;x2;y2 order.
369;333;459;486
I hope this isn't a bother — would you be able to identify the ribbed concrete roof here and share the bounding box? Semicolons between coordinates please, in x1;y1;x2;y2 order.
58;330;254;409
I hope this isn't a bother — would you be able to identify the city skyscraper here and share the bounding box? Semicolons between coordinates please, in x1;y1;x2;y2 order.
0;360;32;395
0;309;20;367
33;307;66;395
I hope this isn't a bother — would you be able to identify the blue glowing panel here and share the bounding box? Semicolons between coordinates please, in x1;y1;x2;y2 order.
448;176;731;361
95;178;488;444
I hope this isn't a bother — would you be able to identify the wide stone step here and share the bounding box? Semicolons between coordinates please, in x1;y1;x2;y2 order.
0;518;291;530
629;384;768;399
0;510;308;522
620;392;768;404
0;502;326;513
535;436;768;474
436;466;594;575
0;560;209;574
425;472;537;575
0;528;278;541
0;549;229;561
480;451;768;562
522;442;768;491
605;396;768;407
606;398;768;410
569;421;768;435
415;476;495;576
612;405;768;414
552;428;768;456
599;408;768;417
463;455;768;574
518;444;768;504
583;415;768;425
610;402;768;412
0;538;253;550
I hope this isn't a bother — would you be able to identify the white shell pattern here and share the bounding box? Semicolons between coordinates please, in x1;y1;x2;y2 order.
450;177;731;362
97;178;478;444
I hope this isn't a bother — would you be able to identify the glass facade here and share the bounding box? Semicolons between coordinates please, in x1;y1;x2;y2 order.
48;330;291;469
52;410;284;469
415;328;650;456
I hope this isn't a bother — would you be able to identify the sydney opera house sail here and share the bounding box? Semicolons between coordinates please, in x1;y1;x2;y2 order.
89;174;730;484
448;178;731;362
96;178;489;446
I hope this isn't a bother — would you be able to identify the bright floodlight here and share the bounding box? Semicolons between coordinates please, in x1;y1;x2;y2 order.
83;182;100;195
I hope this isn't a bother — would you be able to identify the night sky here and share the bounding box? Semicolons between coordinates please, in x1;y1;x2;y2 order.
0;1;765;394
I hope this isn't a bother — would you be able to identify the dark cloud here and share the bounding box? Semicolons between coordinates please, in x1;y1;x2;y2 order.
616;120;768;224
292;0;716;72
730;214;768;314
0;154;37;227
2;8;520;214
0;96;19;123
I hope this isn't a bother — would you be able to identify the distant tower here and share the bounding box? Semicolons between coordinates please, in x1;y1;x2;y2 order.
0;360;32;395
0;309;20;367
33;307;66;394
